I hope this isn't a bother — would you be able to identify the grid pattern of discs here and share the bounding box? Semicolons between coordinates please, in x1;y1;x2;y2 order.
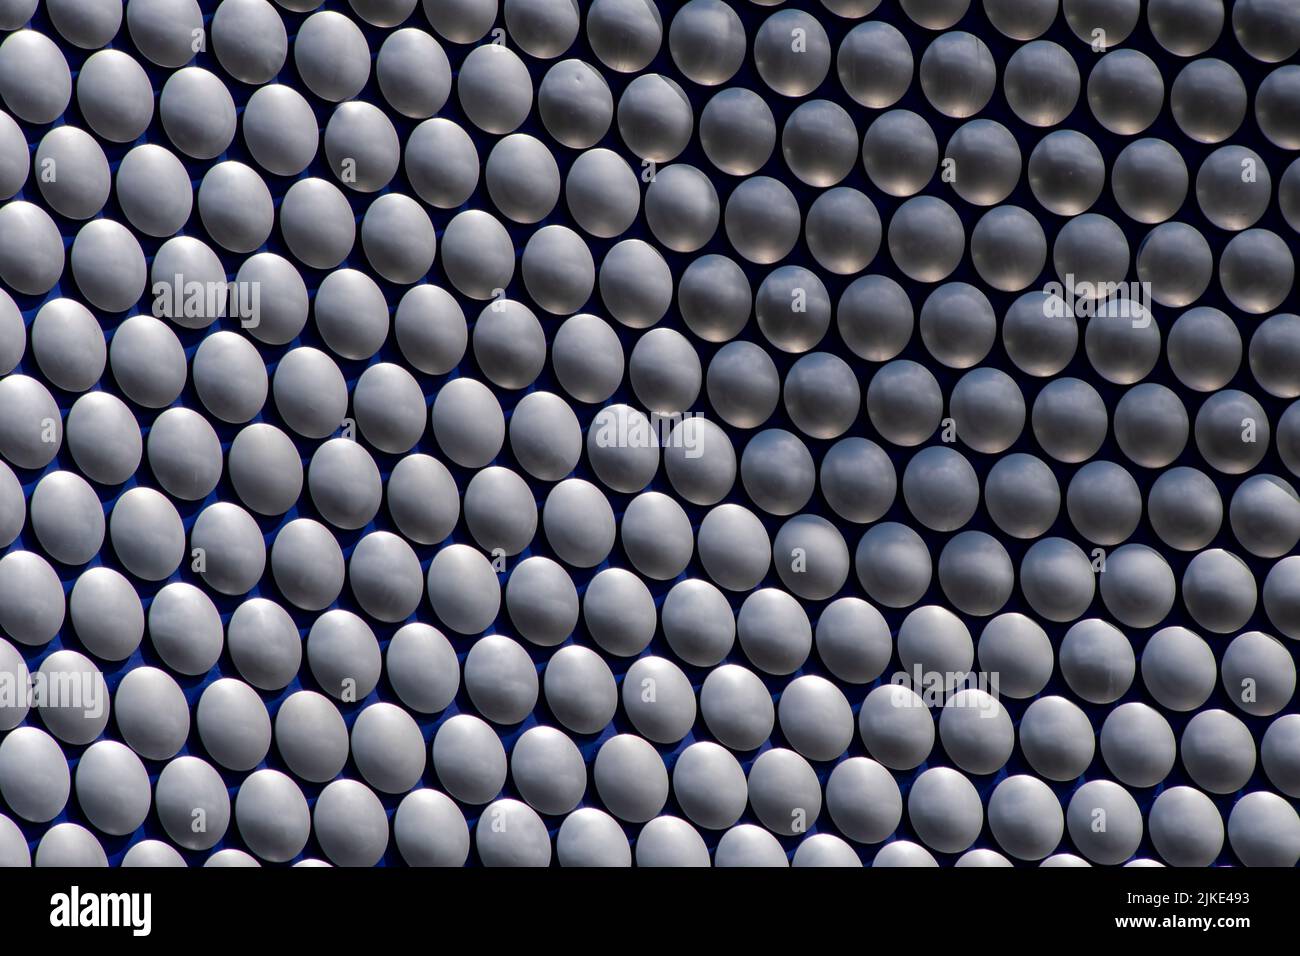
0;0;1296;867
